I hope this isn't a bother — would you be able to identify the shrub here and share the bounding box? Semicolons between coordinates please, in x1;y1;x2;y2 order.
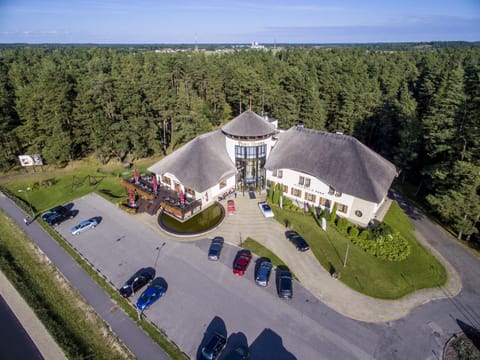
348;226;359;239
359;229;370;240
336;218;350;235
119;203;137;214
329;203;337;224
352;226;410;261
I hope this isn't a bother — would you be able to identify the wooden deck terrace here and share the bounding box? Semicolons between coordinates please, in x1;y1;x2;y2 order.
120;177;203;220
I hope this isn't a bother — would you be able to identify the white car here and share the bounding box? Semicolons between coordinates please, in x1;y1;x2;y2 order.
258;201;274;218
71;217;99;235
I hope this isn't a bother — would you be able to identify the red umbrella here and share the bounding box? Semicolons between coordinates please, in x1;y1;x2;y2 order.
152;176;158;193
129;189;135;206
133;167;139;183
180;189;185;205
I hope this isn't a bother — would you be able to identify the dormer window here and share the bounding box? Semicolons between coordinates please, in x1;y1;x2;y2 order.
299;176;305;185
328;186;335;195
335;191;342;197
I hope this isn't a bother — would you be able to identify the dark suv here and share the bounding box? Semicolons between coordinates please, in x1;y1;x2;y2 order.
201;333;226;360
42;206;73;226
276;270;293;299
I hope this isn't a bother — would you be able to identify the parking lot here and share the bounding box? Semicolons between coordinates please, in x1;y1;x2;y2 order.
54;193;376;360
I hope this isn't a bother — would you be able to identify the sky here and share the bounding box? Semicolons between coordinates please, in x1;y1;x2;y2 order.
0;0;479;44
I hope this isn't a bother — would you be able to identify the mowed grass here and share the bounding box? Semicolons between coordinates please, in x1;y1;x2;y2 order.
0;156;160;214
273;202;447;299
243;237;288;268
0;209;132;359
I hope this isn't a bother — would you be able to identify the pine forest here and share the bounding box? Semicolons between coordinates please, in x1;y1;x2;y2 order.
0;45;479;238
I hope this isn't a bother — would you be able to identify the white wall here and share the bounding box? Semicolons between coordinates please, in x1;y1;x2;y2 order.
195;175;236;206
266;168;380;227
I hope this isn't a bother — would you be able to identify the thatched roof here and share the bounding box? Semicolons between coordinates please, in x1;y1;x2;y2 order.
265;127;397;203
222;110;276;137
148;130;236;193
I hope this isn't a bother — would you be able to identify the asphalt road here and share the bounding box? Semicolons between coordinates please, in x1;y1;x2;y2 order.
2;191;480;360
0;193;169;360
56;194;375;360
0;295;43;360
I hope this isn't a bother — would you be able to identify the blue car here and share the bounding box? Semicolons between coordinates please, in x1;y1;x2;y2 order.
255;260;273;287
136;283;166;311
70;217;99;235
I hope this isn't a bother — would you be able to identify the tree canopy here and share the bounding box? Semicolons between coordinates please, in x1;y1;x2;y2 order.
0;45;479;237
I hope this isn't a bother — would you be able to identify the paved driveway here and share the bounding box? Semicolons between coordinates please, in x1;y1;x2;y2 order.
56;193;377;360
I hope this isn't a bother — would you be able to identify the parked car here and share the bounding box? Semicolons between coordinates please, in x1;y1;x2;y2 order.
45;211;73;227
255;259;273;287
285;230;310;252
276;270;293;299
258;201;274;218
227;199;236;215
41;205;72;222
136;282;166;311
233;250;252;276
224;345;249;360
208;237;224;261
70;217;99;235
119;267;155;298
201;333;227;360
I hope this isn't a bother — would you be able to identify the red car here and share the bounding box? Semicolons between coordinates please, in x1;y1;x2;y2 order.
233;250;252;276
227;200;235;215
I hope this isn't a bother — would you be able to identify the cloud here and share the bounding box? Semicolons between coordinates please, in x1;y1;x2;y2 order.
262;15;480;42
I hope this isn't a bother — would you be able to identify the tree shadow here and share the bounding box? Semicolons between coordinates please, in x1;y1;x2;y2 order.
249;328;296;360
457;319;480;351
196;316;227;360
388;190;424;221
98;189;124;198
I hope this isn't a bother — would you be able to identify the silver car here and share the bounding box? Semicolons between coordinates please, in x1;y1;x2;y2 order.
71;217;99;235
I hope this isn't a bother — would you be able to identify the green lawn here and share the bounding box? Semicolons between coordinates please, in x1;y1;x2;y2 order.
0;156;161;214
242;237;288;268
273;202;447;299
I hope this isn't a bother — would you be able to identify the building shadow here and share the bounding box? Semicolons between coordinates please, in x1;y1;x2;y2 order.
222;332;249;359
457;319;480;351
196;316;227;360
249;328;296;360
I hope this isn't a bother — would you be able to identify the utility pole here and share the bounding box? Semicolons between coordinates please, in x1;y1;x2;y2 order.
343;243;350;267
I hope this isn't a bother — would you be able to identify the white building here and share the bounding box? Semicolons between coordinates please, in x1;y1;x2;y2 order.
148;110;397;227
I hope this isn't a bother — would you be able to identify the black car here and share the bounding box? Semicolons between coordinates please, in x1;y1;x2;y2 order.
41;205;71;222
42;206;73;226
208;237;224;261
201;333;226;360
276;270;293;299
285;230;310;252
119;267;155;298
224;345;249;360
